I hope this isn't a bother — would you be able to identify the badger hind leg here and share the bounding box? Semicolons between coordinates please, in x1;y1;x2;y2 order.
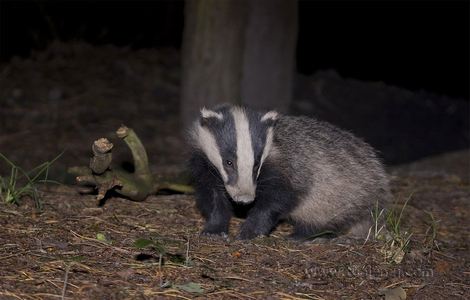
346;218;373;239
321;218;374;245
289;217;374;244
288;222;336;241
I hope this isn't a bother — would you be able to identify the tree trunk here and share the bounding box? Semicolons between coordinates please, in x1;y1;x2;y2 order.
181;0;298;127
181;0;248;127
241;0;298;113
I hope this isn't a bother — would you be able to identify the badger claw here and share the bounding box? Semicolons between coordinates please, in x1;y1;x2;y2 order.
304;236;363;245
329;236;363;245
200;231;229;240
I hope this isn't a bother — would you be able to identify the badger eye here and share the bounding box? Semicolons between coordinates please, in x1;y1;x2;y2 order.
226;160;233;166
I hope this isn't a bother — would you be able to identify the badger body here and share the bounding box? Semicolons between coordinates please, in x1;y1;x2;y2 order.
188;105;390;240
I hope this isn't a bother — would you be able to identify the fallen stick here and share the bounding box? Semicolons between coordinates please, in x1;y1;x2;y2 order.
68;125;193;202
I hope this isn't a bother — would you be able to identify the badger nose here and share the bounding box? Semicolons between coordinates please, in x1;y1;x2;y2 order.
233;195;255;204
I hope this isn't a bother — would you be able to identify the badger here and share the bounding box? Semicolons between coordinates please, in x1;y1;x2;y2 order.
188;105;390;241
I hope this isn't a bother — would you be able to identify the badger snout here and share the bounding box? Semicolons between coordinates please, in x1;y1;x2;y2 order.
225;185;256;204
232;194;255;204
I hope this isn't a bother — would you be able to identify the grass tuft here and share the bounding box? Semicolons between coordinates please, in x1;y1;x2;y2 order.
133;236;191;266
0;152;62;209
423;210;440;253
381;193;414;263
368;193;415;264
369;199;387;241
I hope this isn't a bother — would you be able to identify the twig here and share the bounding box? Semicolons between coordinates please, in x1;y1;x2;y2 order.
61;264;71;300
185;234;190;266
159;253;163;287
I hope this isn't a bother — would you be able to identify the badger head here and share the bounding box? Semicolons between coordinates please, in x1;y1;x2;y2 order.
191;106;278;204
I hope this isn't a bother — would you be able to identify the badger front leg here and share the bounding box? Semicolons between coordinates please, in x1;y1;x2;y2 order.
198;188;232;236
194;180;233;236
238;169;298;240
238;207;281;239
191;153;233;236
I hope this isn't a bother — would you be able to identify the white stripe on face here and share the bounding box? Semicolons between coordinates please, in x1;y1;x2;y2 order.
227;107;256;201
195;123;228;182
258;126;274;178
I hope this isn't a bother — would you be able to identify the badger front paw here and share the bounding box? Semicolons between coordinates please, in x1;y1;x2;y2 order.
200;231;229;240
201;223;229;239
238;224;268;240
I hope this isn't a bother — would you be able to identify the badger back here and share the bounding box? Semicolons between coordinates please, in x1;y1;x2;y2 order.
188;105;278;204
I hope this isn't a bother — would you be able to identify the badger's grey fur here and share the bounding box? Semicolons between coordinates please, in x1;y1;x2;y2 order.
188;105;390;240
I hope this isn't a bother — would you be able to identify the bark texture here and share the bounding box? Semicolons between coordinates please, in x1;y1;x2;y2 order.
181;0;298;127
181;0;248;127
241;0;298;113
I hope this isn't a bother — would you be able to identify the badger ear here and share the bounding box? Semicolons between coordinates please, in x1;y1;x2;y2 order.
200;107;224;126
261;110;279;126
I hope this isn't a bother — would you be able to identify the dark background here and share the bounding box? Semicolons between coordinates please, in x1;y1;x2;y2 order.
1;0;468;99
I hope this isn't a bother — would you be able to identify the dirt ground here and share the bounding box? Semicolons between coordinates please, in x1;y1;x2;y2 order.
0;42;469;299
0;156;469;299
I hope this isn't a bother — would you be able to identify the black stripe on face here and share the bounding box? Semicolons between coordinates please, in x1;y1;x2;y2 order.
202;106;238;186
246;109;269;181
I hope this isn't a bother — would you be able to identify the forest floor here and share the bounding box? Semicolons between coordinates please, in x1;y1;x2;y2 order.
0;42;469;299
0;152;469;299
